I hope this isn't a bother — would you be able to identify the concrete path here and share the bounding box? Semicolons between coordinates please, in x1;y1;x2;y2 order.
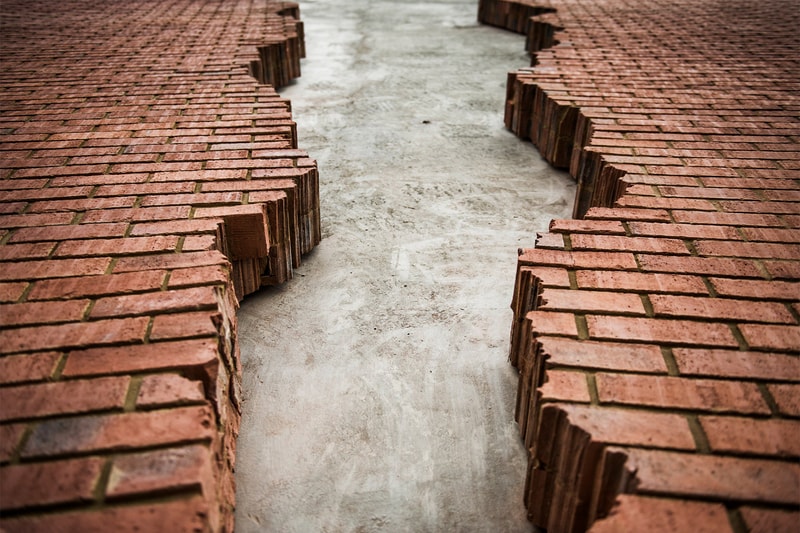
234;0;575;530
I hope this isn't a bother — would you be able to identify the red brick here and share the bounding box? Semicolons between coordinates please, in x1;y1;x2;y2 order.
21;405;215;458
739;507;800;533
540;288;645;315
62;338;219;378
55;236;180;257
700;416;800;456
650;294;795;323
539;370;591;403
763;260;800;280
0;457;104;510
137;374;206;408
695;240;800;260
0;352;61;384
518;248;638;270
619;448;800;505
674;348;800;381
0;257;111;281
589;495;731;533
150;311;220;341
710;278;799;300
0;376;129;422
638;254;763;278
535;232;566;249
768;384;800;417
106;444;212;500
570;234;690;254
549;219;626;235
113;250;228;273
27;270;166;301
0;299;90;327
671;211;784;227
540;336;667;373
739;324;800;351
9;223;128;243
0;242;56;260
576;270;708;294
168;264;230;288
0;423;26;462
596;373;769;414
526;310;579;337
0;317;149;354
91;286;218;319
0;282;27;303
555;404;695;450
0;496;210;532
741;227;800;243
585;206;671;222
587;315;737;346
628;222;739;240
0;212;75;229
130;219;221;237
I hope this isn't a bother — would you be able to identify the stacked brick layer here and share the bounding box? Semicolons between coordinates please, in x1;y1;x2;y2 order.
0;1;318;531
479;0;800;531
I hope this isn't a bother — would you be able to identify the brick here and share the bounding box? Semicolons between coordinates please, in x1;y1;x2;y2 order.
0;376;129;422
0;281;27;303
672;211;784;227
106;444;212;499
9;223;128;243
674;348;800;381
540;288;645;315
763;260;800;280
0;300;90;327
113;250;229;273
21;405;215;458
0;257;111;281
137;374;206;407
168;264;230;288
0;457;104;510
619;448;800;505
27;270;166;300
556;404;695;450
587;315;737;346
739;507;800;533
549;219;626;235
710;278;800;300
526;310;579;337
0;423;26;462
579;270;709;295
650;294;795;323
541;336;666;373
539;370;591;403
570;234;690;255
589;495;731;533
0;496;210;532
91;286;218;319
518;248;638;270
768;384;800;417
0;352;61;384
585;207;671;222
740;324;800;352
700;416;800;456
150;311;220;341
55;236;180;257
628;222;739;240
638;254;763;278
0;317;149;354
596;373;769;414
741;227;800;243
0;242;56;260
63;338;219;378
695;240;800;260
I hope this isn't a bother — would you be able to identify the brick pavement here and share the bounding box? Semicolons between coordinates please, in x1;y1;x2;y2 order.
0;1;317;531
480;0;800;531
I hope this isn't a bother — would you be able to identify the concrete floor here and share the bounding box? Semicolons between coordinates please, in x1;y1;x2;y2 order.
234;0;575;530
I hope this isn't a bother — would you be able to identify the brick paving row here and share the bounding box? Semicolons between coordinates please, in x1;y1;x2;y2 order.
479;0;800;531
0;1;317;530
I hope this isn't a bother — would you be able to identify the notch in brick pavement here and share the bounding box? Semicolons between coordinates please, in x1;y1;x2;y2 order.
481;0;800;531
1;0;316;531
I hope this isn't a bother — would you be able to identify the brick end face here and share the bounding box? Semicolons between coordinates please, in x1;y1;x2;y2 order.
0;0;318;530
481;0;800;530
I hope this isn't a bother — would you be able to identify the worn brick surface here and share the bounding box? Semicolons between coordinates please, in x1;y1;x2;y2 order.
481;0;800;530
0;0;317;531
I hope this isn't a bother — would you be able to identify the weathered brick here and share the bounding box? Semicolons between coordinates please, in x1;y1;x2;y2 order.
739;324;800;352
0;300;90;327
0;317;149;354
650;294;795;323
586;315;737;346
768;384;800;417
0;376;129;422
673;348;800;381
0;423;26;462
526;310;579;337
0;352;61;384
0;257;111;281
27;270;166;301
589;495;732;533
739;507;800;533
540;289;645;315
637;254;763;278
0;281;27;303
539;370;591;403
91;286;218;319
540;336;667;373
576;270;708;294
0;457;104;510
137;373;206;407
21;405;215;458
55;236;180;257
709;278;800;300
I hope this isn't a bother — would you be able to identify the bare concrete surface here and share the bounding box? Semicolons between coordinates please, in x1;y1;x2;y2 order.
235;0;575;530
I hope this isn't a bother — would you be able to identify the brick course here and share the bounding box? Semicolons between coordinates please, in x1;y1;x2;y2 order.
480;0;800;530
0;0;317;530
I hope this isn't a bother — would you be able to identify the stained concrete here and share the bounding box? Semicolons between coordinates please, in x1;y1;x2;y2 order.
234;0;575;530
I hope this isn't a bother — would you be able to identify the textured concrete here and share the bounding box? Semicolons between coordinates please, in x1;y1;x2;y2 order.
234;0;575;530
